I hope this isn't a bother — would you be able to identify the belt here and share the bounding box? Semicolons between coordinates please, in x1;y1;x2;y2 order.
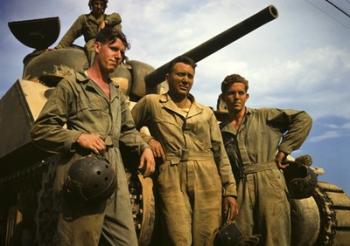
104;135;119;148
165;149;214;164
242;161;278;175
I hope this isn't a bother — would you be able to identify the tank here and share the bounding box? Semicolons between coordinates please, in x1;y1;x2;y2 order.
0;4;349;246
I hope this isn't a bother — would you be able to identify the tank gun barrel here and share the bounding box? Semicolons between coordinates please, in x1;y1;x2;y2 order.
145;5;278;87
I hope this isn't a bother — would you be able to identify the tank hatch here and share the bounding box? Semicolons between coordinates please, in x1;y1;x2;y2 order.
8;17;60;50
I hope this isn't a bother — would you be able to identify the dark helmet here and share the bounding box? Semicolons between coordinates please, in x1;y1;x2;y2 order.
214;222;242;246
284;162;318;199
63;155;116;203
89;0;108;9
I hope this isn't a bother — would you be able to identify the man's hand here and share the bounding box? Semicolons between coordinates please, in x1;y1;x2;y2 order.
98;20;106;31
223;196;238;223
148;138;166;161
275;151;289;169
77;133;106;154
139;147;155;177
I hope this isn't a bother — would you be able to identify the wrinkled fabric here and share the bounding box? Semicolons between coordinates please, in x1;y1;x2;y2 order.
131;94;237;245
56;12;122;63
32;71;146;246
56;13;122;49
221;107;312;246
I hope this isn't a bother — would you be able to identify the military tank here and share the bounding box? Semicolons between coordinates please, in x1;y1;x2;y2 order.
0;4;349;246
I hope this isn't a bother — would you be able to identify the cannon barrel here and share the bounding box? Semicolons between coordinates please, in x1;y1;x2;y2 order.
145;5;278;87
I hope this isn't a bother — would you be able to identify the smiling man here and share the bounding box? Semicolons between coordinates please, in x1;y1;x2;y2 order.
131;56;238;245
31;27;155;246
219;74;312;246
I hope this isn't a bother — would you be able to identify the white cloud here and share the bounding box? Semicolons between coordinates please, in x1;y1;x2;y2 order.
325;122;350;130
309;130;340;143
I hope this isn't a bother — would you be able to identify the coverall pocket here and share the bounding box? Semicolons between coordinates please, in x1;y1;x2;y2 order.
264;169;287;195
157;162;180;194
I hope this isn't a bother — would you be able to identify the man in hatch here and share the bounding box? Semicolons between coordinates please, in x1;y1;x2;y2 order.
56;0;122;63
131;56;238;245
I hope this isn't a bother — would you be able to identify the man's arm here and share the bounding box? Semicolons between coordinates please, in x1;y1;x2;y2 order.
267;108;313;168
31;79;81;153
119;94;155;176
105;12;122;28
209;111;238;221
209;111;237;197
268;109;312;154
131;96;166;160
56;15;84;49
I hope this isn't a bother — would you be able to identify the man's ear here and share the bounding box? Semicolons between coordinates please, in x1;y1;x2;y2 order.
246;93;250;101
94;41;101;54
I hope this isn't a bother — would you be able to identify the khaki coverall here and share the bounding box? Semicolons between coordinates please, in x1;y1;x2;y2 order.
31;71;146;246
56;13;122;62
220;108;312;246
131;94;237;246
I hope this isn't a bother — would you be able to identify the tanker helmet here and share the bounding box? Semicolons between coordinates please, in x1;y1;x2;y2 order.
284;163;318;199
63;155;116;203
214;222;242;246
89;0;108;10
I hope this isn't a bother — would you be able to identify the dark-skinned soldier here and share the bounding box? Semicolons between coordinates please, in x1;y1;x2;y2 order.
131;56;238;245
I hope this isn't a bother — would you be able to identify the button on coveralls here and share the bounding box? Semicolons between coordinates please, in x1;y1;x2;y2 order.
220;108;312;246
131;94;237;246
31;71;146;246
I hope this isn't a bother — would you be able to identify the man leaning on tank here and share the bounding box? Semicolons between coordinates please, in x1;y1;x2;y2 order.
31;27;155;246
219;74;312;246
131;56;238;245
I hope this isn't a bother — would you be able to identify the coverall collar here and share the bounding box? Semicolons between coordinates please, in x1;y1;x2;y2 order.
87;13;106;24
159;93;203;119
76;70;120;102
221;107;252;135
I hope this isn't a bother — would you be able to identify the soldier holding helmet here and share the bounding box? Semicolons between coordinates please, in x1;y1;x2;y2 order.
32;27;155;246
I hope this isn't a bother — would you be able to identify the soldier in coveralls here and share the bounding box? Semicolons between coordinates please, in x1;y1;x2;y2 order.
131;56;238;246
56;0;122;63
219;74;312;246
31;27;155;246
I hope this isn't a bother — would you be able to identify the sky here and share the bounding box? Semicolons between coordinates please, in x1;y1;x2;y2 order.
1;0;350;193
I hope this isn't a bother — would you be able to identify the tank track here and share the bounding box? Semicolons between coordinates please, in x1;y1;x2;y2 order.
314;181;350;245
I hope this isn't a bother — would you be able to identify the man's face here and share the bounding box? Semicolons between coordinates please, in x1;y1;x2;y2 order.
223;82;249;113
166;62;195;97
91;0;106;16
95;38;125;73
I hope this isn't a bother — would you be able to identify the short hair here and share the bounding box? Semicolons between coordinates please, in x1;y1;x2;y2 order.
167;56;197;73
95;26;130;50
221;74;249;93
89;0;108;10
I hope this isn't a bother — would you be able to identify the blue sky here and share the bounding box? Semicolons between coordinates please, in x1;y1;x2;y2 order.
1;0;350;193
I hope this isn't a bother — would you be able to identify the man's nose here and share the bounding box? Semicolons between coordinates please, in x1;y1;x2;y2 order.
115;50;123;60
182;75;191;83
